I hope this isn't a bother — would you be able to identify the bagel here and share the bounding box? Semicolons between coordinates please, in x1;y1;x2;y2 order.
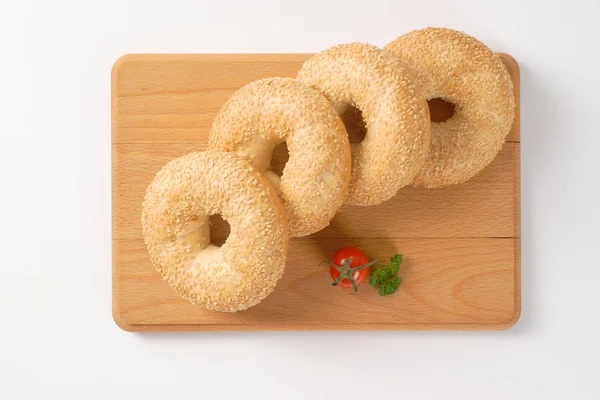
384;27;516;188
209;77;351;237
141;151;288;312
297;43;431;206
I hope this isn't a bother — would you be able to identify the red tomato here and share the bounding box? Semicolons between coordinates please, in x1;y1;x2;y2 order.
327;247;375;291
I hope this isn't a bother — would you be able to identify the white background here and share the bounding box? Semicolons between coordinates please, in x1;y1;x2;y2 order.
1;0;599;398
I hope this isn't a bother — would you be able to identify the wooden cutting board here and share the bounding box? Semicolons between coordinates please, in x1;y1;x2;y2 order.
111;53;520;331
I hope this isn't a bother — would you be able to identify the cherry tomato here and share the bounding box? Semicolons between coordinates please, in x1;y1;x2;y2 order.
323;247;378;292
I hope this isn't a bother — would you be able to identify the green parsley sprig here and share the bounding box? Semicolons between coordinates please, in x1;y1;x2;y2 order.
368;254;403;296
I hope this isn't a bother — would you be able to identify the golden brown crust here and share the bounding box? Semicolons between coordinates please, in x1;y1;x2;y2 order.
384;27;516;188
297;43;431;206
141;151;288;312
209;77;351;237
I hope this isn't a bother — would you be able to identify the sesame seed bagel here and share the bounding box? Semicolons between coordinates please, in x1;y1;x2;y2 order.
297;43;431;206
209;77;351;237
384;28;516;188
141;151;288;312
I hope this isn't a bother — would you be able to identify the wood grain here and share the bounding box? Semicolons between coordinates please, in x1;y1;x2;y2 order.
114;238;516;326
111;53;521;331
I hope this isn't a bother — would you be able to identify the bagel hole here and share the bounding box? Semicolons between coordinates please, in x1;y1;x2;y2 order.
427;98;455;122
209;214;230;247
270;141;289;176
340;104;367;143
